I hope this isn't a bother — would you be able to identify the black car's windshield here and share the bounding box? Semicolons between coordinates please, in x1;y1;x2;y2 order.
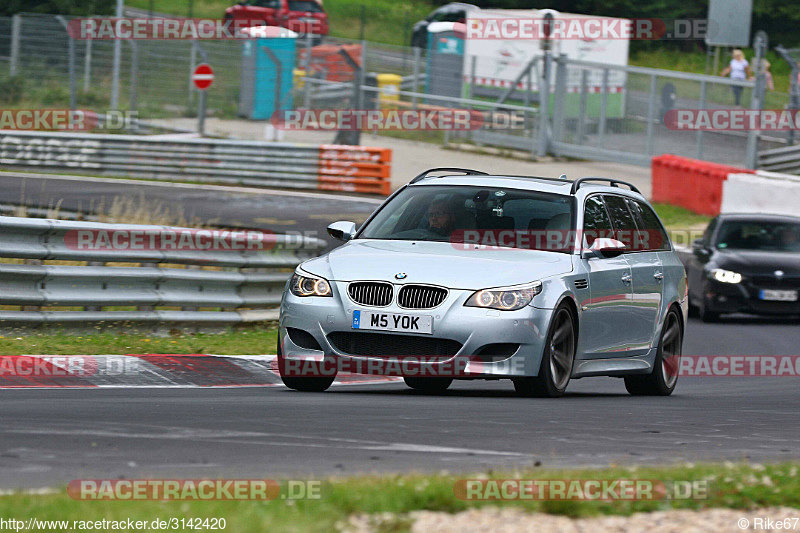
358;185;574;252
715;220;800;252
288;1;323;12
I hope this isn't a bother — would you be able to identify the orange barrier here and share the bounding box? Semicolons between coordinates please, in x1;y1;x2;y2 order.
318;145;392;195
651;155;755;216
297;44;362;82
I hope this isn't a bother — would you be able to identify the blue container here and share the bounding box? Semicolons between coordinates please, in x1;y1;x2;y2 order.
425;22;465;104
239;30;297;120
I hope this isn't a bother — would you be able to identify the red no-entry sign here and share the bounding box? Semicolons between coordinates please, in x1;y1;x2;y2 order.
192;64;215;90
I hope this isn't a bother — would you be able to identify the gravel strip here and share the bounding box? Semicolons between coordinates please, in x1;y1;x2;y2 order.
346;507;800;533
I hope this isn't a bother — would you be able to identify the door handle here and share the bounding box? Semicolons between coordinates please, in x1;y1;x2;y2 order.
654;272;664;281
621;273;632;284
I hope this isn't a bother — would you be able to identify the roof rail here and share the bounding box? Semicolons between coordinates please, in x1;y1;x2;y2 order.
409;167;488;184
570;177;641;195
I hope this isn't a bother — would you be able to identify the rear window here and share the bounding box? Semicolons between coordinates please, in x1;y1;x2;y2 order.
288;1;323;12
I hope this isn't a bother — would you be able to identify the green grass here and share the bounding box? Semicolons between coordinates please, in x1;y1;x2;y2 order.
1;463;798;531
652;203;712;230
0;328;278;355
124;0;433;46
631;47;793;95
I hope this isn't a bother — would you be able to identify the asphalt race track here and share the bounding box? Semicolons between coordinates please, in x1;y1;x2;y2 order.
0;172;382;251
1;316;798;490
0;172;798;490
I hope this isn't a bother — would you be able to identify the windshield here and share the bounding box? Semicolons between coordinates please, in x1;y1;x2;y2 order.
358;185;574;252
715;220;800;252
288;1;323;12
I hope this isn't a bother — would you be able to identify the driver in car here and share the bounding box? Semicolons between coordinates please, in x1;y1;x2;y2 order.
779;227;800;251
427;199;456;237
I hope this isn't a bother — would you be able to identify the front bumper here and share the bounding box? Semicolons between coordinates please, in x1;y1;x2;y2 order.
279;281;554;378
704;278;800;316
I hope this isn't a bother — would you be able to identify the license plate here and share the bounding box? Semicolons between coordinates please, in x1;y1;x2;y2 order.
759;289;798;302
352;310;433;334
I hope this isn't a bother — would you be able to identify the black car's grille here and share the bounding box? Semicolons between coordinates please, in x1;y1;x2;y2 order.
750;275;800;289
328;331;462;357
397;285;448;309
348;282;393;307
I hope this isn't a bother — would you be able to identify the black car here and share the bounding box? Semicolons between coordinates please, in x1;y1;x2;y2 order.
682;214;800;321
410;2;478;49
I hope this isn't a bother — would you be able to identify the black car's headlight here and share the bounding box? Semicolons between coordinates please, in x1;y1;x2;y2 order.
710;268;742;284
464;281;542;311
290;272;333;297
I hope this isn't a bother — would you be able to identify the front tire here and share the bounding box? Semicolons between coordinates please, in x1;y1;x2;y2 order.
513;304;576;398
403;376;452;393
625;307;682;396
697;290;720;323
277;339;335;392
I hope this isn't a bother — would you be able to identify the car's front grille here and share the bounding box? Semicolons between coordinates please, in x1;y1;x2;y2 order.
348;282;393;307
750;275;800;289
328;331;462;357
398;284;448;309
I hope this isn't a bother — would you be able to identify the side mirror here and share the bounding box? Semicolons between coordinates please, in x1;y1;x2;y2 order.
692;238;710;257
327;221;357;242
587;238;626;259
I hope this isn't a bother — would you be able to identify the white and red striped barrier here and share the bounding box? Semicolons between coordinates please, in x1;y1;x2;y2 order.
0;354;400;388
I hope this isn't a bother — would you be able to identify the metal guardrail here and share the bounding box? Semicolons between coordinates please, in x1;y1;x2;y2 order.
0;216;326;329
758;144;800;174
0;131;393;195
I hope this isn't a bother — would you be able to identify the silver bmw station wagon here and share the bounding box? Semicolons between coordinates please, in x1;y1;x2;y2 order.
278;169;688;397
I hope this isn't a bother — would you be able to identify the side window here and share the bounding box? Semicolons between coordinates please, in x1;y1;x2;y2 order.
582;195;614;247
602;195;638;250
629;199;671;251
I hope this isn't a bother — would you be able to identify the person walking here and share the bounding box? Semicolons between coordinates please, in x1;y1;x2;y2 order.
720;49;752;106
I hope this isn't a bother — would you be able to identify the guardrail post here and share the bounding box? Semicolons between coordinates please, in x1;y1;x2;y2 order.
128;41;139;113
22;258;42;312
412;47;421;109
598;68;608;149
188;41;197;106
695;80;707;160
9;14;21;76
551;54;567;146
83;37;93;93
537;52;551;157
577;69;588;144
646;74;657;155
303;32;313;109
84;261;105;312
56;16;77;111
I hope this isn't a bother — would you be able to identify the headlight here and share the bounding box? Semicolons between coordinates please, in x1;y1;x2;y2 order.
464;281;542;311
711;268;742;284
290;272;333;297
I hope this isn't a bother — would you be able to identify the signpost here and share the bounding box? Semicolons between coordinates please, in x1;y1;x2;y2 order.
192;63;215;135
